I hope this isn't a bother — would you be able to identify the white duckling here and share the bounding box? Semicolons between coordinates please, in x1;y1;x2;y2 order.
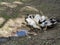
25;15;40;29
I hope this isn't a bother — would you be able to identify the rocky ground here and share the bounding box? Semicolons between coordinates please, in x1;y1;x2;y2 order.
0;0;60;45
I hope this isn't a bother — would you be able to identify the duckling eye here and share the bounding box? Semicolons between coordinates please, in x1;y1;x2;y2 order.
29;16;31;18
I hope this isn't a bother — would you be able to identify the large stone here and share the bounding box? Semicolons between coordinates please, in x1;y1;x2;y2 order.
0;17;26;37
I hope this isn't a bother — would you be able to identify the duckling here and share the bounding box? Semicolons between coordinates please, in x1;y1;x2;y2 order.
46;18;57;28
25;14;40;29
38;15;48;31
50;18;57;25
33;14;41;24
40;18;57;30
45;19;53;28
39;20;47;31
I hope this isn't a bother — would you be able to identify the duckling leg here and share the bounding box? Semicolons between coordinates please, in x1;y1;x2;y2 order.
27;35;31;38
27;32;38;38
28;32;37;36
43;26;47;31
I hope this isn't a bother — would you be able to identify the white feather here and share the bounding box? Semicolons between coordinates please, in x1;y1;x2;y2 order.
46;19;52;26
34;14;41;24
41;16;47;22
40;22;46;27
26;18;40;28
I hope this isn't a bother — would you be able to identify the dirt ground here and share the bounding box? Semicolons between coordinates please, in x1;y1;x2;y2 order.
0;0;60;45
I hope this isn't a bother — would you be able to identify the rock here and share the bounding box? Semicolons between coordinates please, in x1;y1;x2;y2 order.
0;29;10;37
0;19;16;37
14;18;25;28
0;17;26;37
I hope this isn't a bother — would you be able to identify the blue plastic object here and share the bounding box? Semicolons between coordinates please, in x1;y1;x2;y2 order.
16;30;28;36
